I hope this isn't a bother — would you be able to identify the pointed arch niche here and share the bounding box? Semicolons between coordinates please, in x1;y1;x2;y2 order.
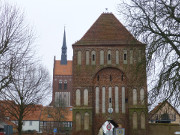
84;112;90;130
76;89;81;106
76;113;81;131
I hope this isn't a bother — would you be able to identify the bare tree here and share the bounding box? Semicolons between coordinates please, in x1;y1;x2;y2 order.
0;1;33;91
118;0;180;107
0;62;51;135
43;100;69;133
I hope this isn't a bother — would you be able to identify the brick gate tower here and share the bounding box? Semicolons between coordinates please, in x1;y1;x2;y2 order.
72;13;148;135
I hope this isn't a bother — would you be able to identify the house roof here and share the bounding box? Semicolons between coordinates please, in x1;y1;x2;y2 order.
54;60;72;76
0;100;42;121
8;105;43;121
40;106;72;122
22;105;43;121
0;100;73;122
149;101;180;117
73;13;143;46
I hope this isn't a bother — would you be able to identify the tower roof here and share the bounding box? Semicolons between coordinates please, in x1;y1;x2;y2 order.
62;28;67;49
73;13;143;45
61;28;67;65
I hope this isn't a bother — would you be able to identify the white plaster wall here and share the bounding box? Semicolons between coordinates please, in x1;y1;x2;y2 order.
22;121;40;132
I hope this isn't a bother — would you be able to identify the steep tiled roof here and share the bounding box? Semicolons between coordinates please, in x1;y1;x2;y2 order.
0;100;43;121
54;60;72;76
8;105;43;121
40;106;72;122
22;105;43;121
74;13;142;45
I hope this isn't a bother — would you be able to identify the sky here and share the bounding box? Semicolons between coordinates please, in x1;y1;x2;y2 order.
4;0;180;111
7;0;121;78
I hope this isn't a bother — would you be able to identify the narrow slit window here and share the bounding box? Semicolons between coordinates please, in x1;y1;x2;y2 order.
91;51;96;65
123;50;127;64
107;50;111;64
121;74;124;81
124;53;127;60
97;75;99;81
64;81;67;90
59;80;62;90
108;54;111;60
110;75;112;81
92;54;95;61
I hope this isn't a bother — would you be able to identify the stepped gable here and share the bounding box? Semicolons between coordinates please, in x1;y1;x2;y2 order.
74;13;143;45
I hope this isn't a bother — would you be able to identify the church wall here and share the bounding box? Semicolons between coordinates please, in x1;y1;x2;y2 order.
52;75;72;106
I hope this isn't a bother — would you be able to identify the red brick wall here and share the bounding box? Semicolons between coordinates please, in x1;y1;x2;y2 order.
52;75;72;106
72;45;148;135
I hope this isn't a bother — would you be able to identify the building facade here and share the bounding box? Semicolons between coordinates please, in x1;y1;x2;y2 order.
149;101;180;124
72;13;148;135
52;29;73;107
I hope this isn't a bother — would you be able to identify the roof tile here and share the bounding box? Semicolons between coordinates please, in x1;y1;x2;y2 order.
54;60;72;76
74;13;142;45
40;107;72;122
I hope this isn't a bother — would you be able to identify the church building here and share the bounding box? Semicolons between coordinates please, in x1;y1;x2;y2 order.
52;29;72;107
72;13;148;135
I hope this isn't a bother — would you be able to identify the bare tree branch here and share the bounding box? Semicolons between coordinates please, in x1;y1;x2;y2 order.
118;0;180;107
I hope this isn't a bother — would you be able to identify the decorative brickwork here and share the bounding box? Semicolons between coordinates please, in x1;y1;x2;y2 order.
72;13;148;135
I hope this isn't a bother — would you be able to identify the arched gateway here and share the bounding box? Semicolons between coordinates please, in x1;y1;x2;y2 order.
72;13;148;135
98;120;119;135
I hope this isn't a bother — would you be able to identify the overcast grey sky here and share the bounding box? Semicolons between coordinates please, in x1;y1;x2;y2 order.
7;0;120;78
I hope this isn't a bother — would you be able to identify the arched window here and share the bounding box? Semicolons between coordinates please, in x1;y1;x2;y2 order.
76;113;81;131
96;87;99;113
100;50;104;65
107;50;111;64
84;89;88;106
76;89;81;106
91;51;96;65
84;113;90;130
141;112;145;129
77;51;82;65
58;80;62;90
133;89;137;105
122;87;125;113
102;87;106;113
115;86;119;113
86;51;89;65
116;50;119;65
140;88;145;105
133;112;138;129
64;80;67;90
